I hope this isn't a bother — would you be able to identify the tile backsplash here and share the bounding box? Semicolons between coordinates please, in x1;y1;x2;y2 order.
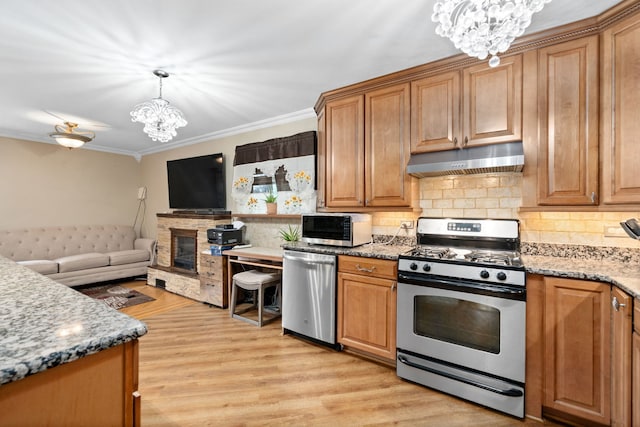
372;172;640;249
239;172;639;250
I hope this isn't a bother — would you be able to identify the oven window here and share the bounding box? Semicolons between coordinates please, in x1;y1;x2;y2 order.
414;296;500;354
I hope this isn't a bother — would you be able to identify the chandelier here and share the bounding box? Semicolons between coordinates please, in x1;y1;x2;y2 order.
130;70;187;143
432;0;552;67
49;122;95;149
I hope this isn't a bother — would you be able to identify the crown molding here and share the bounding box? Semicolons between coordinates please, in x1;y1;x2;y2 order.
136;108;317;157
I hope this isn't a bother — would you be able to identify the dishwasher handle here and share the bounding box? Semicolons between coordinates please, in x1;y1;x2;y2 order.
283;253;336;266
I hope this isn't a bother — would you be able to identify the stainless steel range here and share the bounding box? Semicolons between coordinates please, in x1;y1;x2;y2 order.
396;217;526;418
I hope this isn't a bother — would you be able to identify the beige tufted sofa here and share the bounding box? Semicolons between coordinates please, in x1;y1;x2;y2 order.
0;225;156;287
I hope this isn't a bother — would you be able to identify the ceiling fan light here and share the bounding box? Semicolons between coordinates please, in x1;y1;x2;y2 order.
49;122;94;148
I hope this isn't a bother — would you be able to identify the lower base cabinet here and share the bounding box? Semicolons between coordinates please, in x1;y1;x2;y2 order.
527;275;633;426
543;277;611;425
337;256;397;362
0;340;140;426
633;301;640;427
199;253;228;308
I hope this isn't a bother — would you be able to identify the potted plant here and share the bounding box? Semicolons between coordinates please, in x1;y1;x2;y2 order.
264;191;277;215
279;224;300;242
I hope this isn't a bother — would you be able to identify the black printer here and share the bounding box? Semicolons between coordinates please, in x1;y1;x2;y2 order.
207;226;242;245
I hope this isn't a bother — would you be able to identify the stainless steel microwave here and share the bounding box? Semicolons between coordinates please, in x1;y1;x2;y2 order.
301;213;372;247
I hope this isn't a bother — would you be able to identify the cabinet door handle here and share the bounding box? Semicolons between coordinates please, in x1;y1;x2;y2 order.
355;264;376;273
590;192;596;204
453;137;458;147
612;296;626;311
391;282;396;292
463;136;468;147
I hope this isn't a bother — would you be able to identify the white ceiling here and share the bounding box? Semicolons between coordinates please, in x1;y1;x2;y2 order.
0;0;622;158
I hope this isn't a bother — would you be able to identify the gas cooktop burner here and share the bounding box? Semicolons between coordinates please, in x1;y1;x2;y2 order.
406;247;522;268
464;250;522;267
411;247;454;259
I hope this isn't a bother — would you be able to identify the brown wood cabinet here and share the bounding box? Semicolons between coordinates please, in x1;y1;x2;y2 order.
320;83;413;209
411;71;460;152
633;299;640;427
611;287;633;427
337;255;397;362
530;276;635;426
411;55;522;153
536;35;599;206
601;12;640;205
324;95;365;208
0;340;140;426
316;106;327;208
365;83;412;207
200;252;228;307
543;277;611;425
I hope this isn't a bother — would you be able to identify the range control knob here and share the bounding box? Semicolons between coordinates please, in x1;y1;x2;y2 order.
410;262;418;271
480;270;490;279
422;264;431;272
496;272;507;281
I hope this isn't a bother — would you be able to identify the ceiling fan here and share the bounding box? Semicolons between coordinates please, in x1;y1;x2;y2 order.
49;121;95;149
43;110;103;149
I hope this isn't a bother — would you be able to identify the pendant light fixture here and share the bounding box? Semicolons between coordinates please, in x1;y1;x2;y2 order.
432;0;552;67
49;122;95;149
130;69;187;143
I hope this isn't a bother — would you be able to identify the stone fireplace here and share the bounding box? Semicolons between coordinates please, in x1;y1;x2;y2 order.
154;212;230;273
148;212;232;307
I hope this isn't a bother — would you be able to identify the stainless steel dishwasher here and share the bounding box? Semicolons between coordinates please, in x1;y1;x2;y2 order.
282;250;338;347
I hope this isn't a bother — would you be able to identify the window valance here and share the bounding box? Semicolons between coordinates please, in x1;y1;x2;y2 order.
233;131;316;166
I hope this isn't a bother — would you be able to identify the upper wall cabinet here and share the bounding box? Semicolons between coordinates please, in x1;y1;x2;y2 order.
411;55;522;153
601;12;640;205
324;95;365;208
537;35;599;206
365;84;412;207
319;83;413;210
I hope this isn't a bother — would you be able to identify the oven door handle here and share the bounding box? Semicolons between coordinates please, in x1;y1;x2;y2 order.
397;273;526;301
397;355;523;397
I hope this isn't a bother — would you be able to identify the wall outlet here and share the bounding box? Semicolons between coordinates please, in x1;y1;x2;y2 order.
603;224;626;238
401;220;414;229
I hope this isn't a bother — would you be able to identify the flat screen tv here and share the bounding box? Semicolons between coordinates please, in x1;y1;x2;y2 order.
167;153;226;212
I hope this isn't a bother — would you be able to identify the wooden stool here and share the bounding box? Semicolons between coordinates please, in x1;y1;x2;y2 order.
230;270;281;327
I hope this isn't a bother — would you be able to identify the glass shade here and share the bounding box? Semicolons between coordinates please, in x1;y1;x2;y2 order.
53;135;88;148
130;97;187;143
432;0;552;67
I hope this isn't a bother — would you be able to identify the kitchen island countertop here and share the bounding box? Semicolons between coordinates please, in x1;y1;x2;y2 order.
0;255;147;386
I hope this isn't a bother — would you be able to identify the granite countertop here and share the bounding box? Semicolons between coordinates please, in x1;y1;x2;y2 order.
281;242;413;260
282;242;640;298
0;256;148;386
523;255;640;298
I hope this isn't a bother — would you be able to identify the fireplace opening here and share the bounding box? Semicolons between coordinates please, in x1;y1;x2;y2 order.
170;228;198;273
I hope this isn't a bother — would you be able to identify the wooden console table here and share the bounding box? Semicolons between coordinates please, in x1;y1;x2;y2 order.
222;247;283;309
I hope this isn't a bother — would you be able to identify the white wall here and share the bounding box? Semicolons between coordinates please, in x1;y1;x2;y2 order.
0;137;143;231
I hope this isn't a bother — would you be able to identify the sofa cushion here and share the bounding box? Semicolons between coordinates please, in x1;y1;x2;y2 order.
55;253;110;273
17;260;59;275
107;249;150;266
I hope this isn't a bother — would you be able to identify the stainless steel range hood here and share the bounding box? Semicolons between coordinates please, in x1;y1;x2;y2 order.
407;141;524;178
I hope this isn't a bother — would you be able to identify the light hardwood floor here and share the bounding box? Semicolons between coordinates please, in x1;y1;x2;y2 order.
122;281;558;427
